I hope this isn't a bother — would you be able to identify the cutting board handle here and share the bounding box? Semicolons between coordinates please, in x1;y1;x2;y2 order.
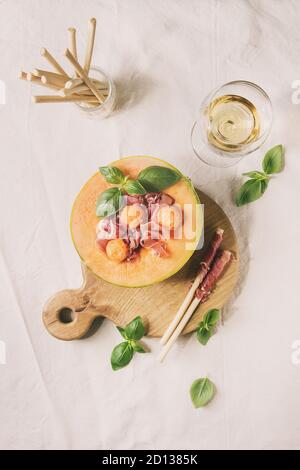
43;287;104;341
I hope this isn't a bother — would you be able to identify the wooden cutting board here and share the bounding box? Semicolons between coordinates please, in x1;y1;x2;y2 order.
43;191;239;340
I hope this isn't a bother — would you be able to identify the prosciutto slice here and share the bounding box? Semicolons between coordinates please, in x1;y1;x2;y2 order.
151;240;169;257
97;214;129;240
140;222;168;256
160;193;175;205
145;192;175;220
144;192;161;205
140;221;160;241
125;194;144;205
196;228;224;282
127;228;141;252
196;250;232;300
96;191;176;259
144;192;174;205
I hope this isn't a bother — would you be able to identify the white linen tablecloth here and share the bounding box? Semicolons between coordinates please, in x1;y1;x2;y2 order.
0;0;300;450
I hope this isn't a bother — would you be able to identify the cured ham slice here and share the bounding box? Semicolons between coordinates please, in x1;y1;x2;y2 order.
151;240;169;257
144;192;161;205
196;228;224;283
140;222;160;243
96;192;176;259
196;250;232;300
125;195;144;205
127;229;141;252
160;193;175;205
140;222;168;257
144;192;174;206
145;192;175;220
145;193;161;220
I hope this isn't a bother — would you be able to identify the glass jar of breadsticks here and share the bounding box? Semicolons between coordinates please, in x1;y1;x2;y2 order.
18;18;117;119
72;66;116;118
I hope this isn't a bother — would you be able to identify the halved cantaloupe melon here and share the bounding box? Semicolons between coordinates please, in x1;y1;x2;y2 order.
70;156;202;287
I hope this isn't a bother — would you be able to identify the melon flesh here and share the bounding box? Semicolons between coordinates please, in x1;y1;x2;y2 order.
70;156;202;287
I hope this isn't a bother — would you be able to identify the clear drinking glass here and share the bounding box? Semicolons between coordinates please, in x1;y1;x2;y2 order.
191;80;273;167
75;66;117;119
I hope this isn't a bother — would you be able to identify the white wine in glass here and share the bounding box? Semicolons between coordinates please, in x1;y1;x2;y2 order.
208;94;260;152
191;81;272;167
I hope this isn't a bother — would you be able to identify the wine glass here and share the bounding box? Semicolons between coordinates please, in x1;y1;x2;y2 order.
191;80;273;168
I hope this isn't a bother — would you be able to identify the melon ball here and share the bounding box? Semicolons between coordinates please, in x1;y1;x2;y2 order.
157;205;182;231
119;204;145;229
106;239;128;263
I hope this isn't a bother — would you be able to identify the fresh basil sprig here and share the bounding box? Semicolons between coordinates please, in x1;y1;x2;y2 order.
197;309;220;346
99;166;146;195
137;166;181;192
96;187;124;217
99;166;125;185
111;316;147;371
123;179;146;195
190;377;215;408
97;164;182;217
111;342;134;371
262;145;284;174
235;145;284;207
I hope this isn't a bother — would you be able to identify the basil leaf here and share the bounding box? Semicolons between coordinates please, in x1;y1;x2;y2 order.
131;341;146;353
117;326;128;340
261;178;269;194
235;178;265;207
204;309;220;327
123;179;146;195
124;316;145;340
137;166;181;192
96;187;124;217
99;166;125;184
197;326;212;346
262;145;284;174
242;171;267;180
190;377;215;408
111;342;134;371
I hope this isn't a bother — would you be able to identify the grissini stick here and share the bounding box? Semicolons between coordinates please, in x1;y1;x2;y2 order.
65;78;83;89
158;297;200;363
34;69;68;86
32;94;100;104
27;73;42;83
40;75;65;90
18;71;27;81
158;250;232;363
68;27;78;61
60;83;108;96
160;228;224;345
64;78;103;89
40;48;70;78
26;73;60;91
84;18;96;74
68;27;79;77
64;48;105;103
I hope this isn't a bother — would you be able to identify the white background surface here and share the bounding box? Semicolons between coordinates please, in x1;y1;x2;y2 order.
0;0;300;450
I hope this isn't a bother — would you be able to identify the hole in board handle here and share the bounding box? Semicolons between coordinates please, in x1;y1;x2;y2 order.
58;308;76;324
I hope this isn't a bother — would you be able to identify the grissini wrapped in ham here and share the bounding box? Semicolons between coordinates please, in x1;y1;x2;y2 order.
196;227;224;284
159;247;233;362
196;249;233;301
160;228;224;346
